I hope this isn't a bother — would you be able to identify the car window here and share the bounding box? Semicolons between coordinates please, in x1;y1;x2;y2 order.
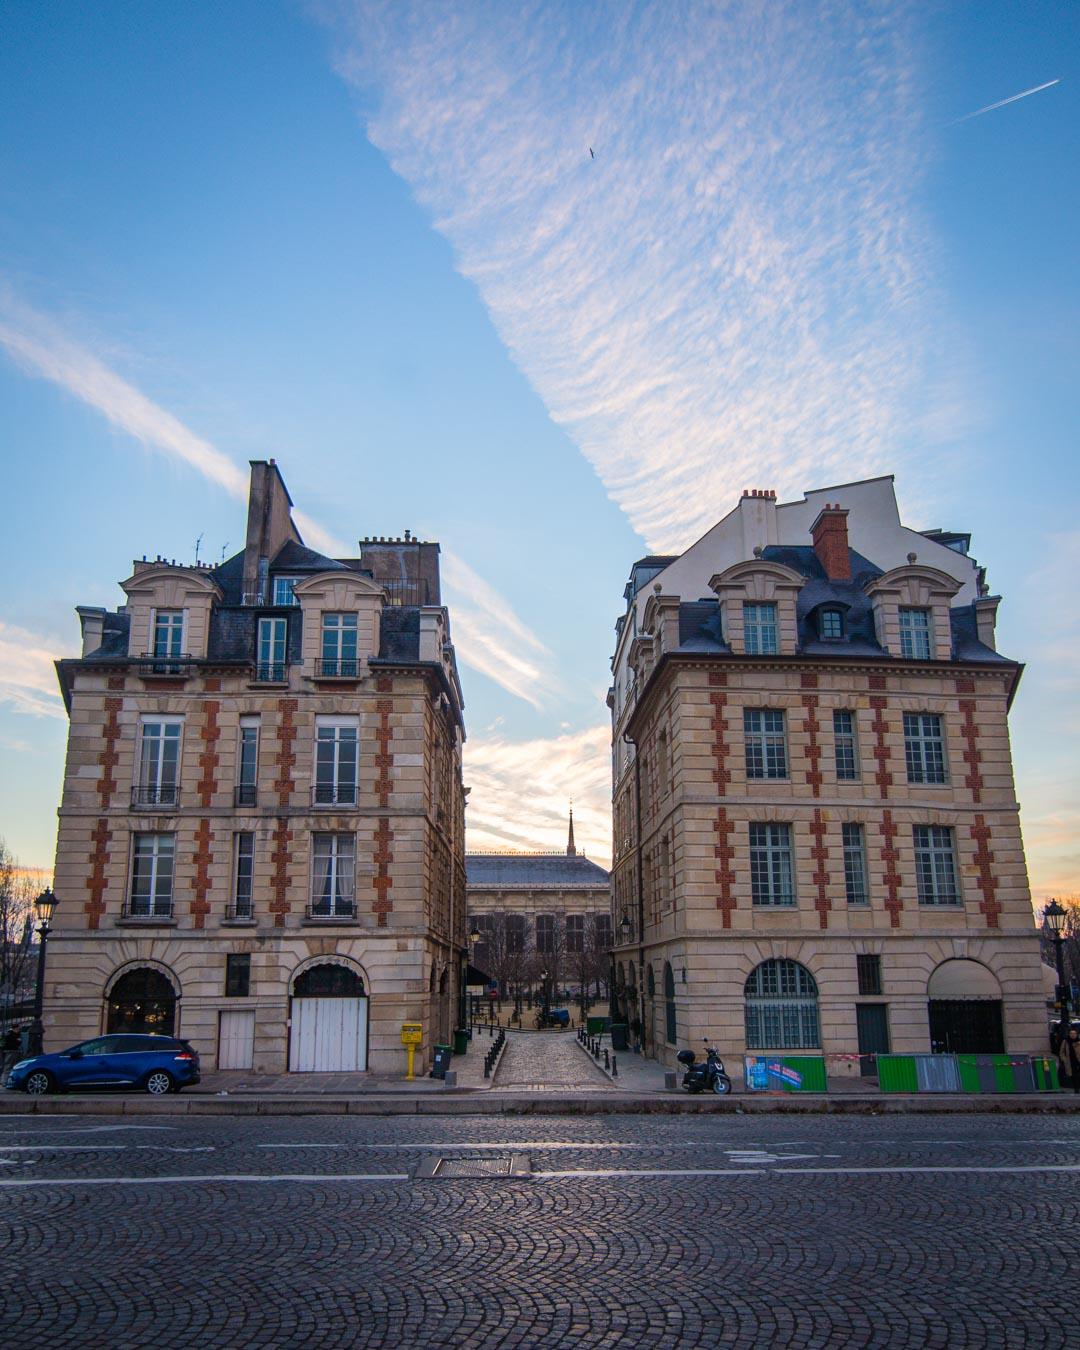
116;1036;175;1053
77;1037;116;1056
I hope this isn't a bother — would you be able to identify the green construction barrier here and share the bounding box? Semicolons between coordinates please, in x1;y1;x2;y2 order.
1031;1056;1062;1092
743;1055;827;1092
877;1055;918;1093
956;1054;1042;1093
586;1016;609;1037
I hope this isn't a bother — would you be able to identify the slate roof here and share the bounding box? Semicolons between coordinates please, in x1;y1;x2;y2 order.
466;854;610;889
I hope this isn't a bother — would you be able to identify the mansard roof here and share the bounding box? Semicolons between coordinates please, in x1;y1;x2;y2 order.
466;853;610;889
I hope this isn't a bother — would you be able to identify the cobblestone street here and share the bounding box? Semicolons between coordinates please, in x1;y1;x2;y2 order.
2;1111;1078;1347
493;1031;614;1091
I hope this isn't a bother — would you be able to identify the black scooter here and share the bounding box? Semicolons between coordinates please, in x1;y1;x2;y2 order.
677;1040;732;1094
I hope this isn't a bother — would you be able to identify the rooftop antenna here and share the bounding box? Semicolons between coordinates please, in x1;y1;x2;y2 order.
194;533;204;566
220;541;229;562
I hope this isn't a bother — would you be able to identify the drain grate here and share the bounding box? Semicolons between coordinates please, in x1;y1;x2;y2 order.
415;1153;531;1179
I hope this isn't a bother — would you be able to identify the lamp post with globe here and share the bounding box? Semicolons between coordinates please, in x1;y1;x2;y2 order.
28;888;58;1057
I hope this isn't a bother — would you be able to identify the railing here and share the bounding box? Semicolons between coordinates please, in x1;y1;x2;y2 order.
120;900;174;920
383;580;432;607
130;784;179;809
234;785;258;808
315;658;360;678
305;899;357;921
225;902;254;922
313;784;358;807
253;662;288;683
137;654;194;677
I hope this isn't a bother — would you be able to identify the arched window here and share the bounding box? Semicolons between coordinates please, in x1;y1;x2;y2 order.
106;966;177;1036
293;964;365;999
744;959;819;1049
663;962;677;1045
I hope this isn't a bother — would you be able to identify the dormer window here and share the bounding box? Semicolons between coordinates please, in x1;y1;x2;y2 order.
899;606;932;660
818;608;844;641
153;610;184;659
272;576;300;606
743;602;778;655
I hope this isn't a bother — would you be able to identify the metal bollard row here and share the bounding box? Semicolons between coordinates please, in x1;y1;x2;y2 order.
483;1028;507;1078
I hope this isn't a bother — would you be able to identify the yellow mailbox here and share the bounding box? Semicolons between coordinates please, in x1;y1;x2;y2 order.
401;1022;423;1080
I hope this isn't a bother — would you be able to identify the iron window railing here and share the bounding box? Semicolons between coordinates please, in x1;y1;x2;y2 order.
313;783;358;807
254;662;288;683
305;899;357;920
130;784;180;809
121;899;174;920
316;658;360;678
138;654;194;677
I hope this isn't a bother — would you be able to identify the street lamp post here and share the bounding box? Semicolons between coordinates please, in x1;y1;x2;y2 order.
1045;899;1070;1037
540;969;549;1027
28;888;58;1057
467;925;481;1034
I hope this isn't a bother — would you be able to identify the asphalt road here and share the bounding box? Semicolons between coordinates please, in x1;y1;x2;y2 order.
1;1112;1077;1348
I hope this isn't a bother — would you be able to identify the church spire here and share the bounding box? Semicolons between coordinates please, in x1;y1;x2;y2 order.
567;803;577;857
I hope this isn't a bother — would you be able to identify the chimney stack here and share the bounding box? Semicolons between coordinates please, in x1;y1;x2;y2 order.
810;503;851;581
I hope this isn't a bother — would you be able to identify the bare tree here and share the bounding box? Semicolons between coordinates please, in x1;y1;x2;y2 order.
473;912;534;1021
1039;896;1080;988
0;840;37;1027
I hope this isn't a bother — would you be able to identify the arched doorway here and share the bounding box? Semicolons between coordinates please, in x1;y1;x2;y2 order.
928;960;1004;1053
744;959;820;1049
663;962;677;1046
106;967;177;1036
288;961;368;1072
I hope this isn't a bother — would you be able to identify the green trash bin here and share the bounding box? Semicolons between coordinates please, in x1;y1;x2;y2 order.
453;1028;470;1056
430;1044;452;1079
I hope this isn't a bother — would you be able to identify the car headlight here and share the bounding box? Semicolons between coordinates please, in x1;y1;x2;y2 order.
11;1060;33;1072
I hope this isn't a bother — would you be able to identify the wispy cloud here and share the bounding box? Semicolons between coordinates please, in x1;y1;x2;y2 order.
0;622;66;720
326;1;953;552
0;288;551;707
464;722;611;863
951;79;1060;125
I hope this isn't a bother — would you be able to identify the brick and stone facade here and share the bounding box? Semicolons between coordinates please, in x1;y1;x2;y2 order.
46;461;467;1073
609;477;1047;1076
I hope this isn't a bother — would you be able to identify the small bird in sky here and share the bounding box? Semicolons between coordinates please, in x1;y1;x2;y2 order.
589;147;594;159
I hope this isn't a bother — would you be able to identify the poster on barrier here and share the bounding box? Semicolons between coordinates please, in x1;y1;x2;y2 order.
744;1057;804;1091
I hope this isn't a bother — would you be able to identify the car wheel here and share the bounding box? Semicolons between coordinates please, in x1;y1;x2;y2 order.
24;1070;54;1096
144;1070;175;1096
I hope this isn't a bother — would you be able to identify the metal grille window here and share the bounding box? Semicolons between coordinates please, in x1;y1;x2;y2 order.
129;833;175;916
225;953;251;998
314;720;358;806
311;833;356;916
904;713;947;784
233;832;254;918
843;823;869;905
320;613;359;677
819;608;844;640
744;709;788;779
857;954;882;996
566;914;584;954
135;719;182;806
744;958;820;1049
536;914;557;954
899;607;932;660
833;710;859;781
914;825;960;905
256;617;287;682
272;576;300;606
743;602;779;654
749;823;795;906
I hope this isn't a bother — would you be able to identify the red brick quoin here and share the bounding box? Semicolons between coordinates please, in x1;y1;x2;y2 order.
273;698;298;808
97;697;123;809
802;693;823;797
190;818;214;929
85;818;112;930
708;671;730;790
971;814;1001;928
714;808;736;928
270;819;293;928
373;817;394;927
880;809;902;928
196;700;221;809
810;807;830;928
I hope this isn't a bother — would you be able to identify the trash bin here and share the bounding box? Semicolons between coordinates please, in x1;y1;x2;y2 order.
610;1023;628;1051
430;1044;452;1079
453;1028;470;1056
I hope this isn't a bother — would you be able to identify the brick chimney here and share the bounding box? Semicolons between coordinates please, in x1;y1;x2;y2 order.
810;503;851;581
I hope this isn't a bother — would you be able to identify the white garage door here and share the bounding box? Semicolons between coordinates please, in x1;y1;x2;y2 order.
218;1010;255;1070
289;997;368;1072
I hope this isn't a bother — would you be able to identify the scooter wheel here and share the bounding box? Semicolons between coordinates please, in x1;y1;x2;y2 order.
712;1076;732;1095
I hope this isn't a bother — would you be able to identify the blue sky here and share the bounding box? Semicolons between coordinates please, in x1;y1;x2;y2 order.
0;1;1077;898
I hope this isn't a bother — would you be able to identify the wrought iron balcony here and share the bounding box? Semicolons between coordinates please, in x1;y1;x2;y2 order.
305;899;357;921
315;658;360;679
120;899;175;921
137;654;195;678
225;902;255;922
313;784;358;807
130;784;180;809
253;662;288;684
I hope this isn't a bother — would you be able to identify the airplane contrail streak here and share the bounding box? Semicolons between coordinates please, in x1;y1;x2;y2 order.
952;78;1060;124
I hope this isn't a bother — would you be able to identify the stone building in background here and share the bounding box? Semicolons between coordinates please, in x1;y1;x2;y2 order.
465;814;612;1018
608;475;1046;1076
47;460;466;1074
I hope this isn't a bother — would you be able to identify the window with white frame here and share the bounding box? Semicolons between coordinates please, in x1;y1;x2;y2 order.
749;823;795;906
904;712;947;784
744;709;788;779
311;833;356;916
152;609;185;666
232;832;254;918
842;822;869;905
256;617;288;682
833;709;859;780
272;576;300;606
743;602;779;655
819;608;844;640
913;825;960;905
135;718;182;806
899;606;932;660
321;613;359;677
236;717;259;806
745;958;820;1049
129;833;175;916
314;718;358;805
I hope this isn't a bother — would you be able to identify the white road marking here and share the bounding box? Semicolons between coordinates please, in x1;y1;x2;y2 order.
257;1140;775;1151
134;1146;215;1153
537;1168;766;1179
0;1145;127;1152
774;1164;1080;1176
0;1172;409;1188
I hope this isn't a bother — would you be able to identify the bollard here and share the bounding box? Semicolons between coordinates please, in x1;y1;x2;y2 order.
604;1048;610;1070
612;1056;618;1077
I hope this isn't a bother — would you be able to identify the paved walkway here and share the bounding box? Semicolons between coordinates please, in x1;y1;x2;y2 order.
493;1030;613;1091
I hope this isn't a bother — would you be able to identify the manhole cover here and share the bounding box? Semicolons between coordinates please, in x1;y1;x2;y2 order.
415;1154;531;1179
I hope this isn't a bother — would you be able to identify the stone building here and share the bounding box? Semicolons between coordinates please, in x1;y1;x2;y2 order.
47;460;466;1074
466;814;612;1013
608;476;1046;1076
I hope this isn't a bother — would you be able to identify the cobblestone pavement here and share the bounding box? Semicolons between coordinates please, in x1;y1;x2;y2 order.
2;1112;1078;1348
493;1031;613;1091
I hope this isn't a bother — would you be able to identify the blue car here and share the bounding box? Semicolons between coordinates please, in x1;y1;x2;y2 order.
6;1033;200;1096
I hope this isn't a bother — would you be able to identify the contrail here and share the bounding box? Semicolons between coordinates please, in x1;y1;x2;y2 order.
952;78;1060;125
